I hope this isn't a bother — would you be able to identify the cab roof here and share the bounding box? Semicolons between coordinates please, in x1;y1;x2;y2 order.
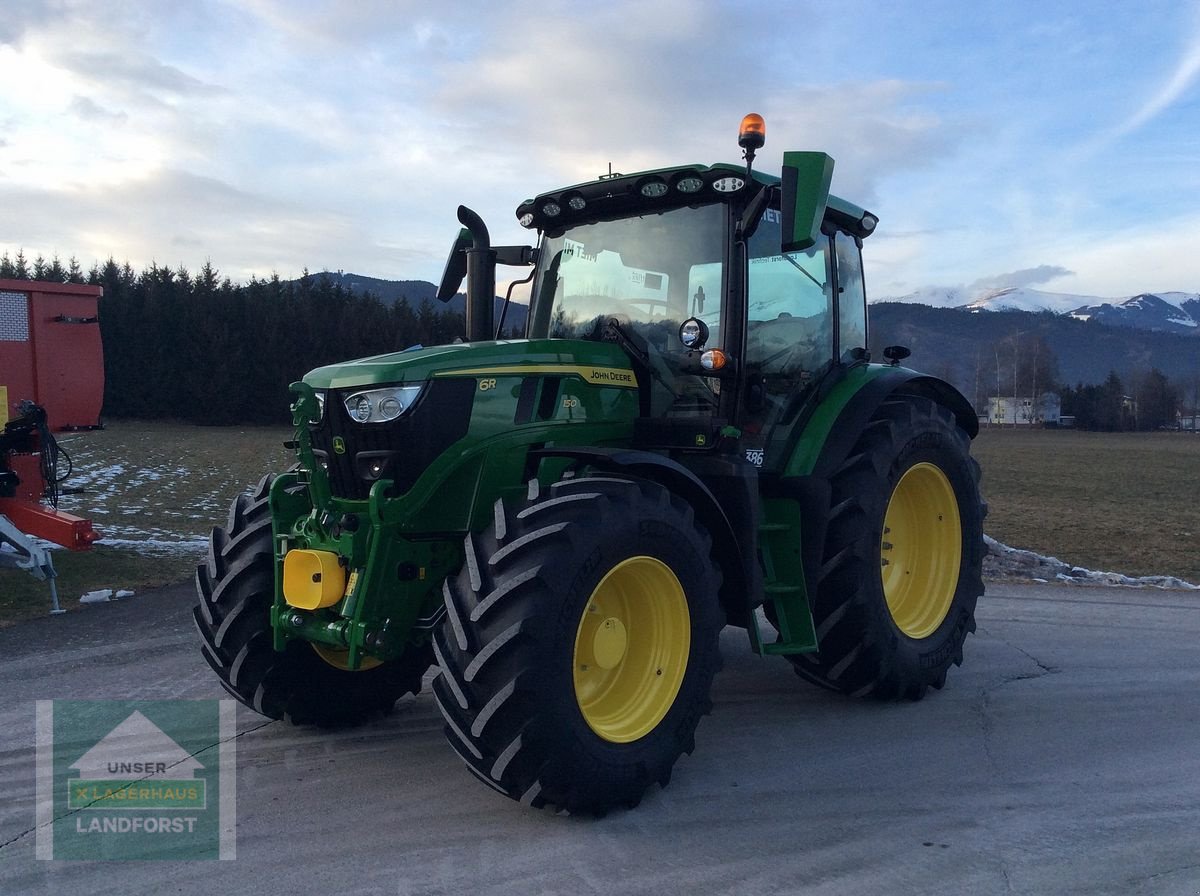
514;162;877;239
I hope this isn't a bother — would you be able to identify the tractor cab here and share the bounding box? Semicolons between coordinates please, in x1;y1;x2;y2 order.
455;114;880;472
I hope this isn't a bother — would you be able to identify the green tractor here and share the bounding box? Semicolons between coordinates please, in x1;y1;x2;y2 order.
195;114;985;814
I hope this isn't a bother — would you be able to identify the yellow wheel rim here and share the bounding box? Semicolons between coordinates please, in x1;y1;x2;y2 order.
880;462;962;639
311;643;382;671
572;556;691;743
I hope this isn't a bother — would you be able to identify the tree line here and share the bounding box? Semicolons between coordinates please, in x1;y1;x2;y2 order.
1060;369;1186;432
1;251;464;425
977;330;1191;431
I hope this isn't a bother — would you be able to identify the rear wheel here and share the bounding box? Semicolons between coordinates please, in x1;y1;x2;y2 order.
193;475;432;726
788;397;985;699
432;476;723;814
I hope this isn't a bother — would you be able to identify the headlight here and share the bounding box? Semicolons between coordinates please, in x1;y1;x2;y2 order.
343;385;424;423
313;391;326;421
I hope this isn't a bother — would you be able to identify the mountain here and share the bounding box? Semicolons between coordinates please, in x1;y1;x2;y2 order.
884;285;1096;313
881;285;1200;337
296;271;529;333
302;271;438;306
961;287;1103;314
1067;292;1200;335
868;302;1200;401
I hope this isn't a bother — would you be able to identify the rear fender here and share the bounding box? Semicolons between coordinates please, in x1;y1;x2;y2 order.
802;368;977;481
759;368;976;653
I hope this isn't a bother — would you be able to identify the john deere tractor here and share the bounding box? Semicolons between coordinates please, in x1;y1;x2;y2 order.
195;114;985;814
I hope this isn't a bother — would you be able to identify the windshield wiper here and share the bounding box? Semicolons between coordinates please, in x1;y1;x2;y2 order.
598;316;680;400
780;253;825;292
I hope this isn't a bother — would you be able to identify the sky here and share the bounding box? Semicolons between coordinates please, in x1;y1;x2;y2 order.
1;0;1198;301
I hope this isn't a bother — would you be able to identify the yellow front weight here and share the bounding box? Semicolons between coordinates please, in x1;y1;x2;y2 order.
282;549;347;610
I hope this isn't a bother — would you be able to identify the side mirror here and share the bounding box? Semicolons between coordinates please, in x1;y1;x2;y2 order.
435;228;472;302
780;151;834;254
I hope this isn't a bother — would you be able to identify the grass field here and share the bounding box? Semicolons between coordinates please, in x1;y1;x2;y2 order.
2;421;291;625
3;420;1197;625
971;427;1199;584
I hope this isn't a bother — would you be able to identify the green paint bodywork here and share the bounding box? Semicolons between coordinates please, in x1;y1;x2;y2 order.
744;363;904;655
269;339;643;668
780;364;899;477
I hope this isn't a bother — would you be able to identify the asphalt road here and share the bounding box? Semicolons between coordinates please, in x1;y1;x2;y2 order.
1;580;1198;895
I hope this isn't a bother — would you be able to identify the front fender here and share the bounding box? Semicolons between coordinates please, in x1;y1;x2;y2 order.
528;445;755;627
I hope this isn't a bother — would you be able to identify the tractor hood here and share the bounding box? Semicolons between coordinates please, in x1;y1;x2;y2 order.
303;338;637;391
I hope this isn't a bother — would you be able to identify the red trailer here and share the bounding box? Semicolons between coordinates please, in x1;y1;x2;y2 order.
1;279;104;611
0;278;104;430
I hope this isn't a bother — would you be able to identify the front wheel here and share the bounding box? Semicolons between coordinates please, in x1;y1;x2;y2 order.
788;397;986;699
432;476;724;814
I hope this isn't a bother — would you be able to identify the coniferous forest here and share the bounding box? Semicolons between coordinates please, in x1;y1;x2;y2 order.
1;252;465;425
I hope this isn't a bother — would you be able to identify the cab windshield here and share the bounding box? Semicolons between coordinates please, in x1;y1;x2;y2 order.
528;204;728;418
529;203;726;348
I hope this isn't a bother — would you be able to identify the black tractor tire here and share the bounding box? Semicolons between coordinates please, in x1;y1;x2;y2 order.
193;475;432;726
432;475;724;814
787;396;985;699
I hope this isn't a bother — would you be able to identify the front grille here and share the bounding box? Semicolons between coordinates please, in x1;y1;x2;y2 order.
308;378;476;500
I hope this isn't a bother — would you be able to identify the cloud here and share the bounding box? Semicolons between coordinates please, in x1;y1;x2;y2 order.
1038;213;1200;297
69;96;128;124
1112;30;1200;140
0;168;424;282
1077;12;1200;154
424;0;955;246
5;0;1195;302
970;265;1075;290
0;1;54;46
53;49;226;97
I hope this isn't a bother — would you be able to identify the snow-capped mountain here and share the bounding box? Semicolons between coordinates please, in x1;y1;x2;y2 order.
881;285;1101;313
1068;292;1199;335
961;287;1102;314
879;286;1200;335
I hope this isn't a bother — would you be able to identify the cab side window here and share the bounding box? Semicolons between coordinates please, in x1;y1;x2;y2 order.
835;231;867;360
744;211;833;377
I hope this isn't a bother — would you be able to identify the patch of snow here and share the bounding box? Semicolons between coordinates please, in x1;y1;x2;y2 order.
983;535;1199;590
79;588;136;603
961;287;1107;314
877;286;975;308
1158;291;1200;305
95;536;207;555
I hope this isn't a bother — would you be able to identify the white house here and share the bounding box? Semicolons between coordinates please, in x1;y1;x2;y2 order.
987;393;1062;426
